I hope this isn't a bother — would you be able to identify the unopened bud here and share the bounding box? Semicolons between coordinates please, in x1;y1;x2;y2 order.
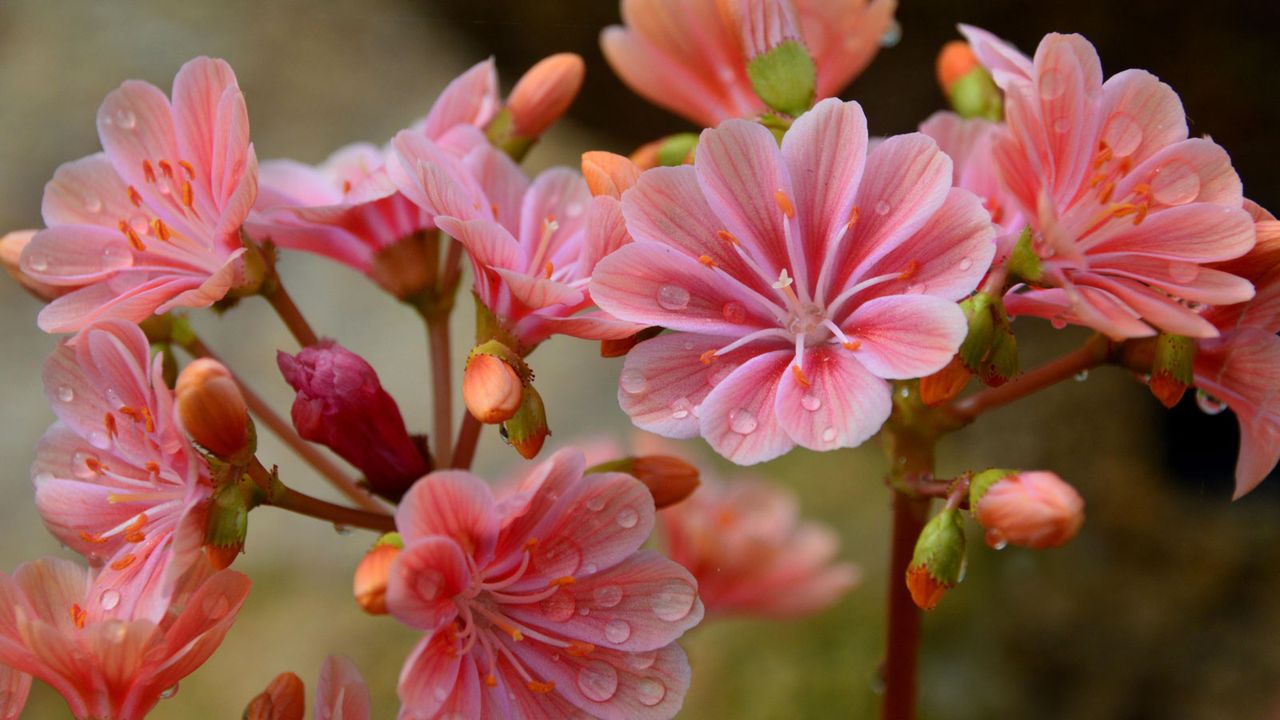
726;0;816;116
463;341;527;425
205;482;251;570
919;355;973;407
354;534;402;615
970;469;1084;550
507;53;585;138
176;358;253;459
948;65;1002;121
504;384;549;459
591;456;701;509
630;134;699;170
600;326;663;358
370;231;433;300
957;291;1018;386
906;507;967;611
243;672;305;720
582;151;642;200
1148;333;1195;408
936;41;979;96
1006;227;1043;283
3;230;66;301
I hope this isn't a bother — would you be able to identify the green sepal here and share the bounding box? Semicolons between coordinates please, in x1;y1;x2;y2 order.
1007;227;1043;284
657;133;699;167
968;468;1017;510
746;40;816;117
948;67;1003;121
910;507;967;587
373;532;404;550
503;384;549;460
205;480;251;551
485;107;536;162
1153;333;1196;387
469;339;533;385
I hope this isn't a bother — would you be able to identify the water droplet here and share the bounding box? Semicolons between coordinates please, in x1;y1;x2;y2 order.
1074;370;1089;382
636;678;667;707
1196;389;1227;415
880;19;902;47
334;524;353;536
650;579;696;621
582;562;598;575
114;108;137;129
57;385;75;403
577;661;619;702
102;244;132;269
88;430;111;450
707;363;736;387
874;200;891;216
533;538;582;577
100;589;120;611
129;215;149;235
159;684;179;700
670;397;692;420
33;472;54;486
801;393;822;412
604;618;632;643
540;589;576;622
728;408;758;435
1050;316;1068;330
565;201;584;218
1150;160;1201;206
72;452;96;479
899;387;911;399
1052;117;1071;134
615;507;639;529
985;529;1008;550
721;301;747;324
83;195;103;214
1168;260;1200;284
821;427;838;444
656;284;690;311
411;569;445;600
578;606;591;616
628;650;658;670
586;495;606;512
619;370;647;395
1038;69;1066;101
905;283;924;295
202;594;231;620
25;252;49;272
1102;112;1143;157
593;585;623;608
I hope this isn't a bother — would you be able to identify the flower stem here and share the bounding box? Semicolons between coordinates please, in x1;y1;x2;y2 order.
179;333;388;514
426;315;453;467
452;411;482;470
946;334;1113;424
249;461;394;533
264;279;320;347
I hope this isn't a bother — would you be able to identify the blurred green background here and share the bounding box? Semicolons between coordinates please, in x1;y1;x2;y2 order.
1;1;1279;718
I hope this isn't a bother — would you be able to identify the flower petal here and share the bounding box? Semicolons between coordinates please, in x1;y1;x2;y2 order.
396;471;499;561
698;349;793;465
843;295;967;379
774;345;892;451
386;537;470;632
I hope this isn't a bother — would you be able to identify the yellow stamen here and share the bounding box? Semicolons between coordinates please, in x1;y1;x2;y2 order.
119;220;145;252
898;260;919;281
843;340;862;351
178;160;196;179
151;219;171;242
544;262;554;279
70;603;86;629
549;575;575;587
566;641;595;656
158;160;173;178
181;182;194;209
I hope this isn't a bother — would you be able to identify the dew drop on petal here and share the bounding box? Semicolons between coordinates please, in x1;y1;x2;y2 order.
905;283;924;295
33;472;54;486
585;495;606;512
670;397;692;420
1168;261;1200;284
578;606;591;617
334;524;353;536
88;430;111;450
57;385;75;403
1074;370;1089;382
880;19;902;47
874;200;891;216
83;195;103;214
582;562;598;575
72;452;95;479
627;650;658;670
650;579;697;621
540;590;576;622
1050;317;1068;330
202;594;231;620
821;427;838;444
100;589;120;611
565;201;585;218
101;244;132;269
1150;160;1201;206
604;618;632;644
1102;113;1143;157
615;507;639;529
159;684;179;700
577;661;619;702
1038;69;1066;101
729;408;758;435
707;363;736;388
113;108;137;129
1196;389;1227;415
656;284;690;311
636;678;667;707
985;528;1009;550
1052;117;1071;134
593;585;623;608
620;370;646;394
721;301;747;324
958;257;974;272
801;393;822;412
25;253;49;273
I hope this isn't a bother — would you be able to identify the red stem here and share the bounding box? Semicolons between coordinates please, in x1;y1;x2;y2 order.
427;316;453;467
452;412;482;470
883;491;931;720
264;279;320;347
946;335;1112;423
249;462;394;533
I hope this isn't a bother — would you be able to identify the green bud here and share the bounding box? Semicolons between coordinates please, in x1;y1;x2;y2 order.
657;133;700;167
485;107;536;163
746;40;817;117
968;468;1018;509
906;507;967;610
373;531;404;550
503;384;549;460
1007;227;1043;284
958;292;1019;385
948;67;1003;121
205;481;250;569
1149;333;1196;408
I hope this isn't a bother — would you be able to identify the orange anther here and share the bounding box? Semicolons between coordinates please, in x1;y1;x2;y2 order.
526;681;555;694
104;413;118;438
181;182;194;208
791;364;811;387
127;186;143;207
118;220;145;252
158;160;173;178
549;575;576;587
341;180;353;195
141;407;155;433
544;262;554;279
151;219;171;242
79;531;108;545
716;229;740;246
898;259;919;281
70;603;87;629
699;349;718;365
178;160;196;179
1098;181;1116;204
698;254;717;268
110;554;136;571
142;160;156;184
124;531;146;544
843;340;862;351
484;674;497;688
1133;203;1150;225
847;205;860;229
566;641;596;656
774;189;795;219
144;461;160;475
84;456;104;475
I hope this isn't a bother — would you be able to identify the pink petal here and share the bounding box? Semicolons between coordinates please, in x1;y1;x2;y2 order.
1098;69;1188;166
1195;329;1280;498
698;349;794;465
386;537;470;632
1027;33;1104;207
491;268;585;309
170;57;239;183
1004;284;1155;340
12;558;89;628
518;168;592;271
96;80;181;207
35;275;199;333
1103;137;1243;212
843;295;967;378
21;226;133;285
1088;253;1255;306
255;158;342;207
463;145;529;234
581;196;630;277
958;24;1033;90
774;345;892;451
396;471;499;561
421;59;500;140
41;153;136;229
316;655;371;720
435;217;521;271
396;633;470;719
1085;204;1255;262
0;662;31;720
390;131;485;221
539;312;647;342
496;449;587;558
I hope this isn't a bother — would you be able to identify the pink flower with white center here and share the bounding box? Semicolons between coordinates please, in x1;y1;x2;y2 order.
660;473;858;619
919;111;1025;238
1192;202;1280;498
21;57;259;334
390;132;643;349
0;556;249;720
0;664;31;720
959;26;1257;340
387;449;702;719
601;0;895;127
34;320;212;613
316;655;372;720
247;61;498;291
591;99;996;464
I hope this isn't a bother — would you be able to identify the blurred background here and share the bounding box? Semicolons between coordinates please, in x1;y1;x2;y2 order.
1;0;1279;717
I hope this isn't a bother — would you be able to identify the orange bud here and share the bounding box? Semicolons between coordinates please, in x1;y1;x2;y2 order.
507;53;585;138
463;354;524;424
630;456;701;509
243;672;305;720
354;543;399;615
919;355;972;407
207;544;241;571
936;40;979;94
1;230;66;301
905;564;949;611
176;358;252;458
629;139;663;171
972;471;1084;550
582;151;642;200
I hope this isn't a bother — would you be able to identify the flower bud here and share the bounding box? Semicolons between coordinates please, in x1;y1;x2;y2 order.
905;507;967;611
504;384;549;460
1006;227;1043;283
957;291;1019;386
205;482;250;570
463;341;527;425
919;355;972;407
970;469;1084;550
582;151;642;200
590;456;701;509
176;358;253;460
3;229;67;301
243;671;305;720
725;0;816;116
353;534;402;615
1148;333;1195;408
630;134;699;170
278;342;428;501
506;53;585;138
935;41;979;96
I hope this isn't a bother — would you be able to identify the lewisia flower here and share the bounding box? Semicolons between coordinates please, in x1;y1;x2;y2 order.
315;655;372;720
247;60;498;297
660;473;858;618
34;320;213;611
391;132;642;349
21;57;259;333
601;0;895;127
919;111;1024;238
386;449;702;718
0;557;249;720
592;99;996;464
960;26;1257;340
1192;202;1280;498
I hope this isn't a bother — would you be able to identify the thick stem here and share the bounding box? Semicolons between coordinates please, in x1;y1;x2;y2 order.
264;280;320;347
946;335;1112;424
427;316;454;467
180;335;388;514
452;411;482;470
249;462;395;533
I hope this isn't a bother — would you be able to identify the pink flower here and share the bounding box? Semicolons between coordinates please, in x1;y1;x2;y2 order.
387;449;702;719
390;132;643;349
660;473;858;618
919;111;1025;237
591;99;995;464
1193;202;1280;498
316;655;372;720
601;0;895;127
972;470;1084;550
0;556;249;720
0;664;31;720
247;61;498;292
21;57;259;334
34;320;212;612
278;341;428;501
960;27;1257;340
